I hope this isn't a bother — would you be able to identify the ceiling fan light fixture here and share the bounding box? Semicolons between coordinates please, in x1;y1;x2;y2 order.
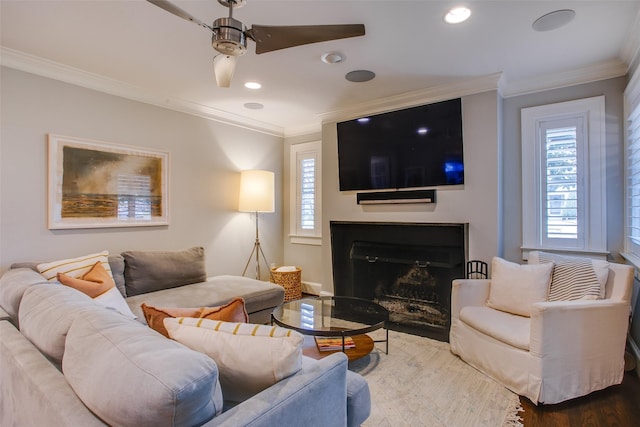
213;54;237;88
211;17;247;55
444;6;471;24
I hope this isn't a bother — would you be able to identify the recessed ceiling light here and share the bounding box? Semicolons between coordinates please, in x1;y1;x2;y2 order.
417;127;429;135
321;52;345;64
532;9;575;32
345;70;375;83
244;102;264;110
444;7;471;24
244;82;261;89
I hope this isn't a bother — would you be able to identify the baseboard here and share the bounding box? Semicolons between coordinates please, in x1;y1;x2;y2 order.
301;281;322;296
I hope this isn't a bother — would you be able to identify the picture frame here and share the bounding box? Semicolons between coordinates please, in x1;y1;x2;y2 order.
48;134;169;229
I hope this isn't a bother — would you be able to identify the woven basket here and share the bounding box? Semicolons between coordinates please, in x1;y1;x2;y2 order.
270;267;302;302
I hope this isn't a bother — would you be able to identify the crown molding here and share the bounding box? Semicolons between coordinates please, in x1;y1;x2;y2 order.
500;59;628;98
0;47;284;137
319;73;503;124
621;6;640;75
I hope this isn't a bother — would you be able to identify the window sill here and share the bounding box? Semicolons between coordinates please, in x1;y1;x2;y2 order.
621;252;640;272
521;247;609;261
289;235;322;246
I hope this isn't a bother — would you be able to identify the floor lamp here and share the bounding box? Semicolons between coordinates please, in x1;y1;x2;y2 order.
239;170;275;281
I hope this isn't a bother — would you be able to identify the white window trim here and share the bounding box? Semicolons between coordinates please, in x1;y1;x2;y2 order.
521;96;607;258
623;66;640;269
289;141;322;245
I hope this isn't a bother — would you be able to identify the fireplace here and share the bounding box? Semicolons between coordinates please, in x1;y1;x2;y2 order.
331;221;468;342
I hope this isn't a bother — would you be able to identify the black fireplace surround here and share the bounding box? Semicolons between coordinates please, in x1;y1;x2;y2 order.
331;221;468;342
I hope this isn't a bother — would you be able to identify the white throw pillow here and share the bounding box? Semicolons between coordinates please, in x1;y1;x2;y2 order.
164;317;303;403
528;251;608;301
487;257;553;317
93;287;137;319
37;250;114;281
38;252;135;319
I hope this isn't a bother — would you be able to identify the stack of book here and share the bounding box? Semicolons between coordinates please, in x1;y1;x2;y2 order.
314;336;356;352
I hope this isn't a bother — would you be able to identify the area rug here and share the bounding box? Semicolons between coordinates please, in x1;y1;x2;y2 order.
348;330;523;427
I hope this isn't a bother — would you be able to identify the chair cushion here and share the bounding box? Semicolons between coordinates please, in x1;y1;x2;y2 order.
164;317;303;403
459;306;531;350
122;247;206;296
63;308;223;427
487;257;553;317
528;251;609;301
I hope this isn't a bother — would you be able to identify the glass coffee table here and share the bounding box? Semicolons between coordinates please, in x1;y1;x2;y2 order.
272;296;389;361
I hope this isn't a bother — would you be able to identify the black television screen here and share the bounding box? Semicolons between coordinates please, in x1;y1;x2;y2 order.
336;98;464;191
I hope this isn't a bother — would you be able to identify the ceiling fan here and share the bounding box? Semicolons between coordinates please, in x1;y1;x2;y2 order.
147;0;365;88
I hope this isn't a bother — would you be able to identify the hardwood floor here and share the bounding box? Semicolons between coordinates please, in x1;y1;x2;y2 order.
520;370;640;426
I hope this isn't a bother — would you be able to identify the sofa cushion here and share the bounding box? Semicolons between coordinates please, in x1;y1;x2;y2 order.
141;297;248;338
529;251;609;301
63;308;223;427
125;275;285;321
165;317;303;403
36;250;114;282
487;257;553;317
58;262;136;319
18;283;100;365
122;247;206;296
0;268;50;323
459;306;531;350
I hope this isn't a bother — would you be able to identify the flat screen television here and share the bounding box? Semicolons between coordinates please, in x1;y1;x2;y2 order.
336;98;464;191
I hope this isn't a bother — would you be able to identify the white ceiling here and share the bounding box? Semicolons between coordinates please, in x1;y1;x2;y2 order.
2;0;639;136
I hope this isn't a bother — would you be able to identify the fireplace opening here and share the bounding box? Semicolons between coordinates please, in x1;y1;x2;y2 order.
331;222;468;341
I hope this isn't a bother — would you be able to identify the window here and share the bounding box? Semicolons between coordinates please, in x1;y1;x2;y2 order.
624;69;640;265
290;141;321;244
521;96;606;257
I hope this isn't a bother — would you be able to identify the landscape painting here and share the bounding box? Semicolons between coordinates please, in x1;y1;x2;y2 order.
48;134;169;229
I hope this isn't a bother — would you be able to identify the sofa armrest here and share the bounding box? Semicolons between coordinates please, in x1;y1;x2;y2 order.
530;299;630;359
451;279;491;321
205;353;349;427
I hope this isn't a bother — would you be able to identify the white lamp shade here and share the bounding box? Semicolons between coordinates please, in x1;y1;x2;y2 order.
238;170;275;212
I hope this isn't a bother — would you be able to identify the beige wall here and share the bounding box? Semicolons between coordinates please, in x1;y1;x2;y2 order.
0;67;284;278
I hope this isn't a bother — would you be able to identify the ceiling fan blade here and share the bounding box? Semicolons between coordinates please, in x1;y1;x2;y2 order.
146;0;213;31
213;54;237;88
248;24;365;54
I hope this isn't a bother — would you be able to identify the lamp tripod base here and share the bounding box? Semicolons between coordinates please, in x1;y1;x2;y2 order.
241;238;272;281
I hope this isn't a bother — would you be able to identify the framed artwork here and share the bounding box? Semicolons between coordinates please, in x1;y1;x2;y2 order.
48;134;169;229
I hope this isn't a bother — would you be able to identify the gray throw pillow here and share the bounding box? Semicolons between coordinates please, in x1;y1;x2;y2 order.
122;247;207;296
108;255;127;297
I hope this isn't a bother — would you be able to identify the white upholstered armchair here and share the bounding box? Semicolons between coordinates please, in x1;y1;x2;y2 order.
449;256;634;404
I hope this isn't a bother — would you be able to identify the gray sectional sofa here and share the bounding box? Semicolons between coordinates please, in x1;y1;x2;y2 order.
0;248;371;427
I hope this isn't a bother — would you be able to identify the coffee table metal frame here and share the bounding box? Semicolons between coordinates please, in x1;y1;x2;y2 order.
272;296;389;355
